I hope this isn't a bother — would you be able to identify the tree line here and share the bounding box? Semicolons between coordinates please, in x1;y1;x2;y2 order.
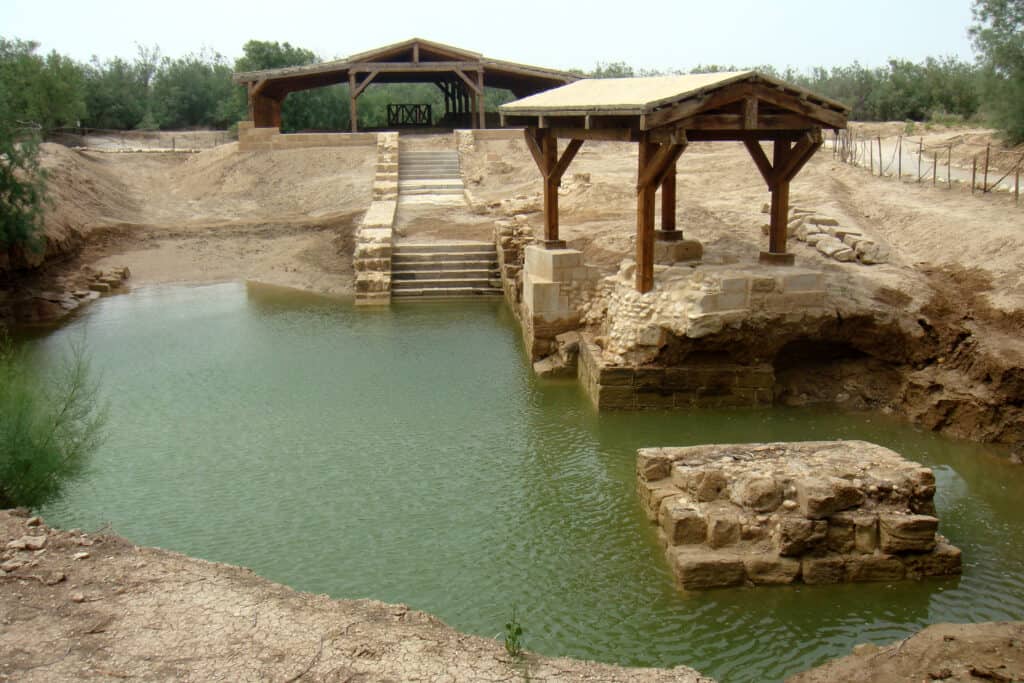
0;0;1021;142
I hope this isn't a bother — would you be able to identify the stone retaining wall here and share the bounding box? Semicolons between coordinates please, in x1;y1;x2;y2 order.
637;440;961;591
578;336;774;410
354;133;399;306
237;122;378;153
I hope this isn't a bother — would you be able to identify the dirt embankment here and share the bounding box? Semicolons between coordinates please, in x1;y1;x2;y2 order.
788;621;1024;683
0;510;711;683
1;142;376;323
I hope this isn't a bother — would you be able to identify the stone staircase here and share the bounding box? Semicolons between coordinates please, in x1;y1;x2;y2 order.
398;150;465;202
391;242;503;299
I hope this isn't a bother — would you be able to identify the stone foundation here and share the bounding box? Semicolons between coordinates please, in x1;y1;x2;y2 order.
579;336;773;410
636;440;961;591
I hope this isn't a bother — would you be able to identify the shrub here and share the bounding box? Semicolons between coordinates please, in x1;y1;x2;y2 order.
0;332;107;509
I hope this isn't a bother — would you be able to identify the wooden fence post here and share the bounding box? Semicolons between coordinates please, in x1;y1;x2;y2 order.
947;146;952;188
933;154;937;186
983;144;990;193
1016;164;1020;205
972;157;977;194
870;140;874;174
878;137;883;176
897;135;902;180
917;137;923;182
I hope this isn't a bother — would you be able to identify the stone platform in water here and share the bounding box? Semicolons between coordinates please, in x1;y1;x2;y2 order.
636;440;961;591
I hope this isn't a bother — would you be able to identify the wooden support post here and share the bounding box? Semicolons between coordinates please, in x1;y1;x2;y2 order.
477;69;486;130
636;134;658;293
658;162;680;240
541;131;559;245
768;138;791;256
349;72;358;133
523;129;584;249
972;157;977;194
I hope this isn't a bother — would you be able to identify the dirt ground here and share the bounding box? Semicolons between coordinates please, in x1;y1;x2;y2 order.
0;510;711;683
788;621;1024;683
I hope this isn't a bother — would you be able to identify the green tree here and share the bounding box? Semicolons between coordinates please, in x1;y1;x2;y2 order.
151;49;237;129
0;333;107;509
970;0;1024;143
0;80;47;255
82;46;160;130
0;38;86;132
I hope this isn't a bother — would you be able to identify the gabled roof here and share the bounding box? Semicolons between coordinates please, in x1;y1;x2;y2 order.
232;37;578;98
500;71;850;132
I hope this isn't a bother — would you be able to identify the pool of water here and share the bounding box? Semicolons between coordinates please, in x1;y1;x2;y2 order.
20;282;1024;682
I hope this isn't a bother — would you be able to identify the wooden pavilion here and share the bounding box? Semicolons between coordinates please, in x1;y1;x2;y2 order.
232;38;578;132
499;72;850;292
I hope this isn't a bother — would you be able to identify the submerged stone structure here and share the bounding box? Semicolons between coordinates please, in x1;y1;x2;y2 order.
636;440;961;591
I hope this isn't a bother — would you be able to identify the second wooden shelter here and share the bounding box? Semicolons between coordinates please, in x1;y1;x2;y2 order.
500;72;850;292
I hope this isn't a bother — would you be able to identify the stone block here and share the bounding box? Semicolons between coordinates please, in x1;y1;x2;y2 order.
669;549;746;590
804;232;829;246
751;277;777;293
802;556;845;584
733;476;783;512
845;554;905;582
833;248;856;262
879;514;938;553
523;277;566;316
745;555;801;585
660;500;708;545
781;272;824;292
598;366;634;387
808;216;840;227
816;236;849;258
524;246;582;282
707;513;741;548
902;542;962;578
633;368;665;390
695;470;729;502
638;480;679;521
696;292;749;314
856;240;890;265
654;239;702;263
735;366;774;390
596;385;635;410
776;517;828;556
634;450;675;483
797;477;865;519
826;516;856;553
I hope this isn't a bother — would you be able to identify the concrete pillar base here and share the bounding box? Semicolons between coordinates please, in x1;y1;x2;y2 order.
542;239;568;249
759;251;796;266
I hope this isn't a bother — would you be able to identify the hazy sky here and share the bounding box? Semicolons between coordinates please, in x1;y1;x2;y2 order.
2;0;977;72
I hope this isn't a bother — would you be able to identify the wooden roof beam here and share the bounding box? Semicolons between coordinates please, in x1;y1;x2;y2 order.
349;61;482;73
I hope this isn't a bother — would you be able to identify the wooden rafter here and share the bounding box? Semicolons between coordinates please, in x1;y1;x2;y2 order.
352;71;379;98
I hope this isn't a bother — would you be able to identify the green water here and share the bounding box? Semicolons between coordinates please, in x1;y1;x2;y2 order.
20;282;1024;682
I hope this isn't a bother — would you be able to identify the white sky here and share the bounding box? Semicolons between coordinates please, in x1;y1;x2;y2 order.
2;0;976;72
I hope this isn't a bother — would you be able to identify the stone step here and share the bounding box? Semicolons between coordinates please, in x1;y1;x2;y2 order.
391;276;498;290
393;242;495;254
399;170;462;179
392;287;503;299
399;187;465;196
399;180;463;187
392;258;497;271
400;151;459;159
392;268;497;280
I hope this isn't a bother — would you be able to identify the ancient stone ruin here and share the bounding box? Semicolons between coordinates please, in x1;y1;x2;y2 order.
636;440;961;591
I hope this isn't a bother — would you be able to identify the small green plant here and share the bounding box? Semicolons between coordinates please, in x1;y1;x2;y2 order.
0;331;107;509
503;607;524;659
903;120;917;135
